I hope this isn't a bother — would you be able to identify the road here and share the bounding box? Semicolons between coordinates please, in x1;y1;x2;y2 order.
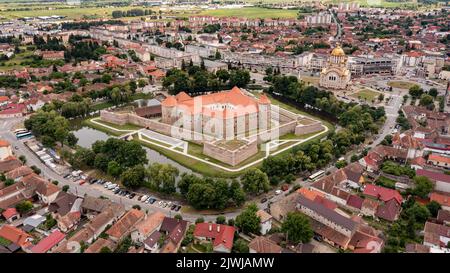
330;9;342;40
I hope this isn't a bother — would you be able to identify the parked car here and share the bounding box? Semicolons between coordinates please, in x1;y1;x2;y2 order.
113;188;121;194
175;205;181;211
78;180;86;185
147;198;156;204
140;195;148;202
128;193;136;199
170;204;177;210
104;182;112;188
260;197;268;203
275;190;282;195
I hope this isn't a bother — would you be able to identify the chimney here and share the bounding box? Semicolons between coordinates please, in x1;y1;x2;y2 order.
209;224;212;232
322;182;325;190
217;225;220;233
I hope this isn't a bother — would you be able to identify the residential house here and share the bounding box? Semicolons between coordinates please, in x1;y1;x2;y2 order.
54;207;121;253
29;230;65;253
416;169;450;193
143;230;162;253
427;153;450;169
106;209;145;242
256;210;272;235
130;211;165;243
430;192;450;211
85;238;116;253
346;195;364;211
0;139;13;160
423;221;450;251
248;236;282;253
437;209;450;226
392;131;423;159
296;194;358;249
80;195;125;219
361;198;379;217
0;225;33;249
0;157;22;173
5;166;34;182
193;223;235;253
159;217;188;253
2;208;20;223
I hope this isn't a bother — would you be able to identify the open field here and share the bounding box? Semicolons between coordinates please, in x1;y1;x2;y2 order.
351;89;381;102
199;7;299;19
387;80;417;90
0;5;154;20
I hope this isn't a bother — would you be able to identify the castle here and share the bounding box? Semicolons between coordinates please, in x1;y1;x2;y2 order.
161;87;271;140
319;44;351;90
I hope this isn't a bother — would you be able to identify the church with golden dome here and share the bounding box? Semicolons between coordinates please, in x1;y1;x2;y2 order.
319;44;351;90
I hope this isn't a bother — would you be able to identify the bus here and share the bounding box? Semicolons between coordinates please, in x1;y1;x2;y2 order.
14;128;28;134
308;170;325;182
16;131;33;140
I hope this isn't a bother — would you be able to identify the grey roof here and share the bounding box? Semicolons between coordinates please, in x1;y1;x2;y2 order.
23;214;46;228
297;195;357;232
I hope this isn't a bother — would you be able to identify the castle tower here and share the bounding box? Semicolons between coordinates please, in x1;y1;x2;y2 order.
258;94;271;133
161;96;177;124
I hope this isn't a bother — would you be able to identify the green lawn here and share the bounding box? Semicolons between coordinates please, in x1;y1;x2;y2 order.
375;176;396;189
0;237;12;246
92;119;142;131
199;7;298;19
387;81;417;90
351;89;381;102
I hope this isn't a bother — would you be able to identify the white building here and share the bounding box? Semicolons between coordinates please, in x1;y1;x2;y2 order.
0;139;13;161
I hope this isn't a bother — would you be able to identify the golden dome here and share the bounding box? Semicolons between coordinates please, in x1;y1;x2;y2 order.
331;45;345;57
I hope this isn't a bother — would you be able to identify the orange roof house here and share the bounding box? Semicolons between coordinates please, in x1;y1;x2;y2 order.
0;225;33;248
106;209;145;242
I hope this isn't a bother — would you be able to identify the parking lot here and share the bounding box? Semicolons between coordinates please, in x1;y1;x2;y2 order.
63;171;182;213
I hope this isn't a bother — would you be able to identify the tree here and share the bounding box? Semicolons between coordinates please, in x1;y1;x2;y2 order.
405;203;431;223
281;212;313;244
229;180;245;207
229;69;251;88
426;201;441;217
5;178;15;187
67;132;78;147
419;94;434;109
195;217;205;224
216;216;226;224
412;176;433;199
232;239;249;253
107;160;122;177
178;173;202;196
147;163;179;194
235;203;261;234
409;85;424;98
241;168;270;195
16;200;33;214
62;185;69;192
378;93;384;102
100;246;112;253
19;155;27;164
428;88;438;98
121;165;146;188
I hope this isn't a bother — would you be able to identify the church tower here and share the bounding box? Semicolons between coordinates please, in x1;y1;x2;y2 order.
319;44;351;90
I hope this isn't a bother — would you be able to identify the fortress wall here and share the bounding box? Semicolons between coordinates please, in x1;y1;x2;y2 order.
203;139;258;167
295;122;324;136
